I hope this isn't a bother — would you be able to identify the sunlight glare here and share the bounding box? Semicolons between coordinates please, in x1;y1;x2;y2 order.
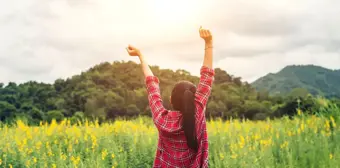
149;0;200;25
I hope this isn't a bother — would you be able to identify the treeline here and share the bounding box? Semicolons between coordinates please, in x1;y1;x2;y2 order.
0;61;339;124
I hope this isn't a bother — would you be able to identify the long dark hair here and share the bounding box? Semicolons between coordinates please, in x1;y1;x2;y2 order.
171;81;198;151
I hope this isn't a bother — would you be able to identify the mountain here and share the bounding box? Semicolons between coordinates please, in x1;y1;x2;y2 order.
251;65;340;98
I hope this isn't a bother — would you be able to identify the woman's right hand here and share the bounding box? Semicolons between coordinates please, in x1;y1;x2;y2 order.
199;26;213;43
126;45;141;57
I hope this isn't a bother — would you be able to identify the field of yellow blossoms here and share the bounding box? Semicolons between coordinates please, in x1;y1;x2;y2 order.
0;114;339;168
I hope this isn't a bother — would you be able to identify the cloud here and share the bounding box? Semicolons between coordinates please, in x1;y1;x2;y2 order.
211;0;340;55
217;44;340;83
0;0;339;84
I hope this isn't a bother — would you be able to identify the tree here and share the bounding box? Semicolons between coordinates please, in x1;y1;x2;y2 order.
225;95;242;111
253;113;268;120
242;100;270;120
288;88;310;99
71;111;85;124
29;107;44;124
207;101;219;117
233;77;242;86
207;101;226;118
84;97;106;119
0;101;17;121
74;111;85;120
47;110;64;122
271;95;284;104
6;82;17;89
126;104;140;116
54;78;66;92
257;90;269;101
214;68;232;84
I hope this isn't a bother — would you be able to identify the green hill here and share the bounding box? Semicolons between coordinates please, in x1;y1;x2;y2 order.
251;65;340;98
0;61;267;122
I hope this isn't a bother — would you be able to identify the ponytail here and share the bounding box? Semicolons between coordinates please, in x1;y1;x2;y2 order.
182;89;198;151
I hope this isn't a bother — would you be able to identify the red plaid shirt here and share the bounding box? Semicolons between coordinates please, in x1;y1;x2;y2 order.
145;66;215;168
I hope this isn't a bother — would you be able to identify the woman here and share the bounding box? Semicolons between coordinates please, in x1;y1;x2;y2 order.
126;26;214;168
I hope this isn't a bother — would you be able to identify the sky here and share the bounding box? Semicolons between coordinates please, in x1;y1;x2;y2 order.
1;0;340;84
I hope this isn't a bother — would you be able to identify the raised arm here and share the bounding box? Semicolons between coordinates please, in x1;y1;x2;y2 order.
200;26;213;69
126;45;153;77
126;45;179;133
195;27;215;109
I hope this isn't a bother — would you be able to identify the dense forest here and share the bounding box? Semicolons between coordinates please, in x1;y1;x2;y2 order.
252;65;340;98
0;61;339;124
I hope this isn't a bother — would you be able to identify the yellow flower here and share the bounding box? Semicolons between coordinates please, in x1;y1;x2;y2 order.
219;153;225;160
91;135;97;149
239;135;245;149
48;150;53;156
35;141;42;150
33;157;37;163
71;156;81;166
111;154;115;159
17;120;29;131
325;120;331;132
330;154;333;160
297;109;302;116
9;164;13;168
231;154;238;159
253;133;260;140
95;120;99;128
300;123;305;132
280;141;289;149
68;144;73;152
52;164;57;168
288;131;292;137
27;148;33;155
0;159;2;165
25;160;31;167
297;128;301;135
84;134;88;142
60;153;67;161
102;149;108;160
330;116;336;127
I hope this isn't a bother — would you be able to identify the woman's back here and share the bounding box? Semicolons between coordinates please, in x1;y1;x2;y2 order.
145;66;214;168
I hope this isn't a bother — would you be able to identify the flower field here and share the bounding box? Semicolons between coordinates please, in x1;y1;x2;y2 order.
0;115;339;168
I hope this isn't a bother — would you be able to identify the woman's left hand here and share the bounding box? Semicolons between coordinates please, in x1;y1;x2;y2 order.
199;26;213;43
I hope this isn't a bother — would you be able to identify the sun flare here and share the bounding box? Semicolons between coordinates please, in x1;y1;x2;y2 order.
149;0;201;25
